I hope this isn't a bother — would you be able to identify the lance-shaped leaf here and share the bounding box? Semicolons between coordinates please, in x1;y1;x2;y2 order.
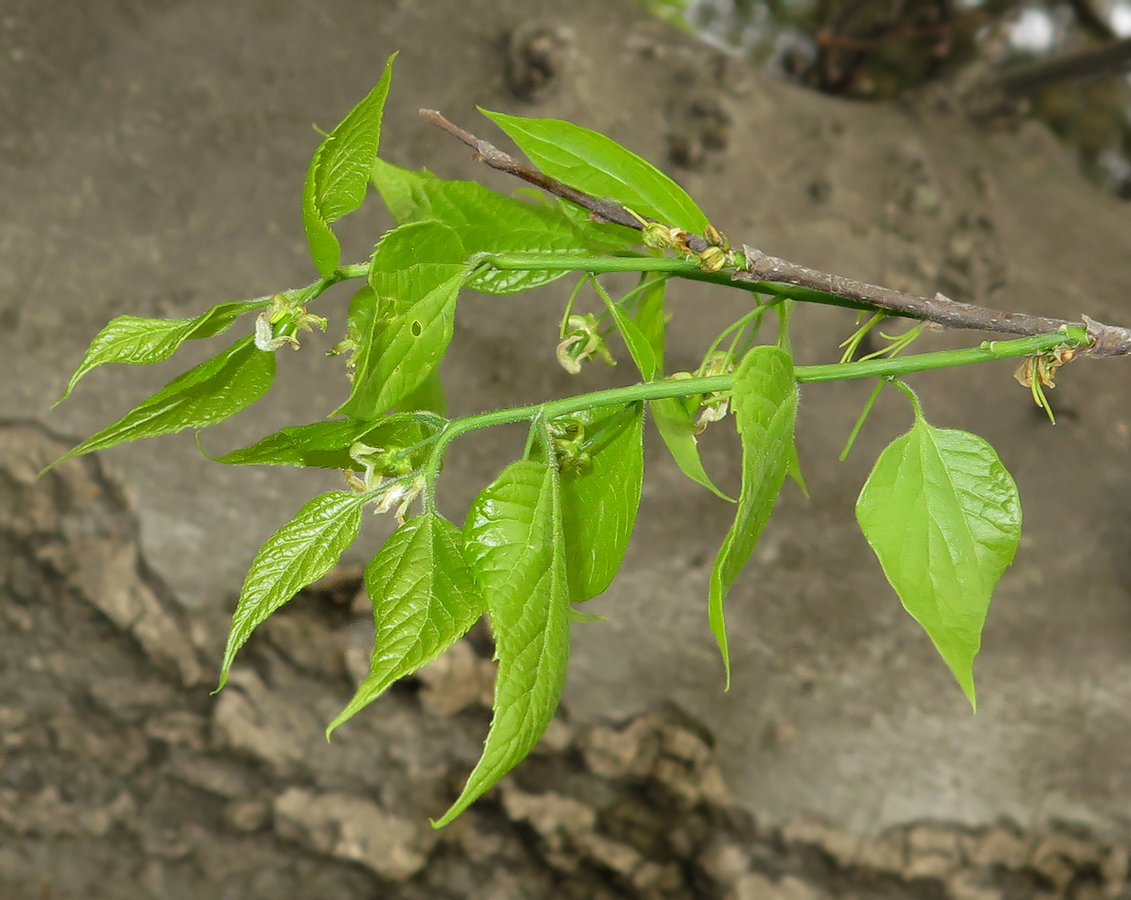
218;491;365;688
559;405;644;602
369;220;468;318
337;273;463;420
632;275;667;372
303;53;396;277
372;158;619;293
326;513;484;736
481;109;710;233
602;292;658;382
57;298;270;405
856;413;1021;710
206;415;434;470
708;346;798;687
652;397;733;502
44;335;275;474
435;459;570;826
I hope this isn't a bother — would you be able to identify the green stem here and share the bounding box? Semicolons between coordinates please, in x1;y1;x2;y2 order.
421;329;1086;483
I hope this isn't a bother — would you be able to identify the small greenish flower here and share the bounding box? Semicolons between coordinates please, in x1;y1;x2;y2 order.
556;313;615;374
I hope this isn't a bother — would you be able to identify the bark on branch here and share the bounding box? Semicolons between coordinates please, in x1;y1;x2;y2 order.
420;108;1131;358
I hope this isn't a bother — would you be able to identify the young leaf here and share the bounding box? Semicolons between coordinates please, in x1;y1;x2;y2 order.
369;220;467;318
856;414;1021;710
397;369;447;417
481;109;710;233
436;459;570;826
326;513;484;736
708;346;798;687
218;491;366;688
632;275;668;372
602;293;658;381
337;273;463;420
303;53;396;277
372;158;612;293
44;336;275;474
205;415;432;470
651;397;733;502
559;406;644;602
56;298;270;405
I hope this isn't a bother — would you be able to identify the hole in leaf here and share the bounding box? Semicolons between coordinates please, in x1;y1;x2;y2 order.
410;320;422;337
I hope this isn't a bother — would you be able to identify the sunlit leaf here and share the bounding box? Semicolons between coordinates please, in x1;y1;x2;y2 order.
481;109;709;232
558;405;644;602
369;220;467;318
205;415;434;470
372;158;617;293
856;413;1021;710
218;491;365;688
44;336;275;474
708;346;797;686
326;513;484;736
435;459;569;826
337;273;463;419
303;53;396;277
56;298;270;405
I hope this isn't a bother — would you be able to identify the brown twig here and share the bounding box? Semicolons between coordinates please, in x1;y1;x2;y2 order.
420;108;1131;358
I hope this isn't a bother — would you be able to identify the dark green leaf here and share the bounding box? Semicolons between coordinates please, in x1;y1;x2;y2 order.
218;491;365;688
435;459;570;826
56;298;270;405
481;109;709;233
708;346;798;687
651;397;733;502
303;54;396;277
337;273;462;420
326;513;484;736
205;415;432;470
559;406;644;602
856;415;1021;710
44;336;275;474
369;220;467;318
372;158;610;293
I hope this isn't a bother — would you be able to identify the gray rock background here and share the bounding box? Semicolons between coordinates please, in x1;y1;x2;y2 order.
2;0;1131;896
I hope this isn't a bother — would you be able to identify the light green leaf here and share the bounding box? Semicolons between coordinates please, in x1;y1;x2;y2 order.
398;369;446;417
856;414;1021;710
303;54;396;277
436;459;570;826
56;298;270;405
601;292;657;381
372;158;613;293
481;109;709;233
651;396;733;502
218;491;365;688
559;405;644;602
326;513;484;736
787;440;809;498
369;220;467;318
205;415;434;470
337;273;462;420
632;275;667;373
708;346;798;687
44;336;275;474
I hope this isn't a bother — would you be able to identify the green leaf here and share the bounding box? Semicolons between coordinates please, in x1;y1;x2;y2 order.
303;54;397;277
632;275;667;372
398;369;446;417
787;440;809;499
372;158;612;294
481;109;709;233
708;346;798;687
601;292;657;381
346;284;378;340
651;397;733;502
218;491;365;688
56;298;270;405
436;459;570;826
337;273;463;420
44;336;275;474
205;415;433;470
326;513;484;736
559;406;644;602
856;414;1021;710
369;220;468;318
